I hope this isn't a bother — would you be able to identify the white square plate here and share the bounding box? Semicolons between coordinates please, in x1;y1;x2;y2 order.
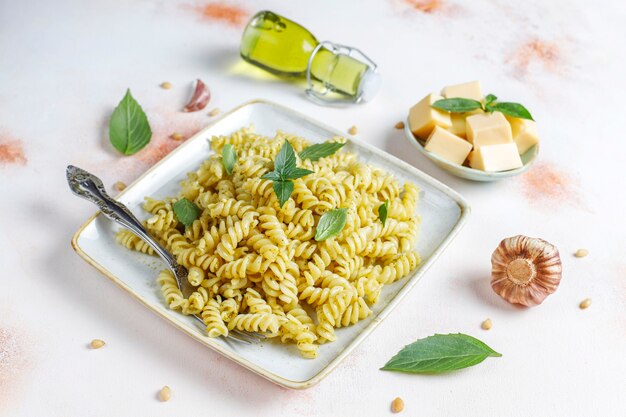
72;99;470;389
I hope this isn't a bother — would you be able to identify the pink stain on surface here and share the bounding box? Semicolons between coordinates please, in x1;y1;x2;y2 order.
277;385;318;416
508;39;561;78
0;136;27;166
519;162;581;207
187;2;249;27
0;327;30;411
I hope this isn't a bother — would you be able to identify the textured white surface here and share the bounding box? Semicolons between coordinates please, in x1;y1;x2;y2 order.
1;0;625;416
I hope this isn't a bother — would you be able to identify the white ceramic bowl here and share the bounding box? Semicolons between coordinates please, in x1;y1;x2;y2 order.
403;118;539;182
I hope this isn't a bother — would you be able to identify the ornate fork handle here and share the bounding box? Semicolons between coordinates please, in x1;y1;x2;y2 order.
66;165;177;270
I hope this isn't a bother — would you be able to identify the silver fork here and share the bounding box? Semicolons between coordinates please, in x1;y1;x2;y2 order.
66;165;261;344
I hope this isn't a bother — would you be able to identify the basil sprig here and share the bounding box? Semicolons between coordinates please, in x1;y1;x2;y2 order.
271;181;294;208
109;89;152;155
221;144;237;175
381;333;502;374
261;141;313;207
299;141;345;162
432;93;534;121
173;198;200;227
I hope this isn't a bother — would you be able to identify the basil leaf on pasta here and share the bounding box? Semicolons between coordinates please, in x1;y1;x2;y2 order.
109;89;152;155
299;141;345;161
378;200;389;226
315;208;347;241
264;140;313;205
274;140;297;176
261;171;282;181
222;144;237;175
273;180;294;207
283;167;314;180
173;198;200;227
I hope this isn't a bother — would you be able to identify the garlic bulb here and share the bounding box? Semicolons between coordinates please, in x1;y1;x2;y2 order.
491;235;562;307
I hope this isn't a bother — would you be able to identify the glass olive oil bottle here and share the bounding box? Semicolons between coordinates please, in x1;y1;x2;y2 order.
240;11;380;105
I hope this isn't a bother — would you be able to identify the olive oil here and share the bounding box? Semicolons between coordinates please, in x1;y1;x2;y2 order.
240;11;380;104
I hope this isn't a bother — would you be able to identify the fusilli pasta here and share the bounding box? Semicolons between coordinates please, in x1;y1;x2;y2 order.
117;128;422;358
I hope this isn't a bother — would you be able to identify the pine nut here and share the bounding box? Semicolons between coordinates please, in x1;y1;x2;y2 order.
574;249;588;258
391;397;404;413
395;121;405;130
208;108;220;117
159;385;171;402
160;81;172;90
90;339;105;349
481;318;492;330
579;298;592;309
170;132;184;141
114;181;127;191
348;126;358;135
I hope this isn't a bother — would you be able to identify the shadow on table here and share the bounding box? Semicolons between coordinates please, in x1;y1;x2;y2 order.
464;271;524;311
202;46;310;101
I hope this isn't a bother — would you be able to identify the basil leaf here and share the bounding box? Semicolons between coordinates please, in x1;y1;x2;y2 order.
432;98;483;113
282;166;314;180
378;200;389;226
261;171;282;181
264;140;314;206
484;94;497;107
489;102;534;121
173;198;200;227
274;140;297;176
222;144;237;175
109;89;152;155
315;208;348;241
273;180;294;207
381;333;502;374
299;141;345;161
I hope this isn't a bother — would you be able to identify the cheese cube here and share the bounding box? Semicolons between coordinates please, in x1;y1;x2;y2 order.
469;143;523;172
409;93;452;139
506;116;539;154
449;109;484;139
466;112;513;147
424;126;472;165
442;81;483;101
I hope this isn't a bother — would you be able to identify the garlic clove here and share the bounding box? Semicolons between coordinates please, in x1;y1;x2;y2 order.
491;235;562;307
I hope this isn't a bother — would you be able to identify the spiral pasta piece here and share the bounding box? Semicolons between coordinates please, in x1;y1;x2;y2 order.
215;212;258;261
280;314;318;358
259;212;289;247
157;270;185;310
228;313;280;334
202;298;229;338
116;229;155;255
